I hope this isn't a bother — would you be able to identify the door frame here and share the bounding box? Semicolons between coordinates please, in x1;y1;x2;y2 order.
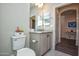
59;8;77;43
55;5;78;46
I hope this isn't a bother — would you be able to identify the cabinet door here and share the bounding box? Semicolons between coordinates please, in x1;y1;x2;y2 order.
30;33;40;56
40;33;48;55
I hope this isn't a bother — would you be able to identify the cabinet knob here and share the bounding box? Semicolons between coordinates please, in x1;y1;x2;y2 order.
47;35;49;38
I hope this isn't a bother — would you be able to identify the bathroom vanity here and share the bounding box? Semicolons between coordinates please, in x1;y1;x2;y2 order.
30;3;52;56
30;31;52;56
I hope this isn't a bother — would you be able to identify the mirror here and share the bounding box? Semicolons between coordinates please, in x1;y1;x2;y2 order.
30;3;51;31
30;16;35;29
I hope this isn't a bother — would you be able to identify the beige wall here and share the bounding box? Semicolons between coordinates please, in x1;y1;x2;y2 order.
0;3;30;55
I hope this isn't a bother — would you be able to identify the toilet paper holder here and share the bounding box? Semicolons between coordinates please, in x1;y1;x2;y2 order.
32;40;38;44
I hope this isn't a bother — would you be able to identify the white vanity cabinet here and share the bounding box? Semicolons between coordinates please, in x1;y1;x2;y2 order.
30;32;52;56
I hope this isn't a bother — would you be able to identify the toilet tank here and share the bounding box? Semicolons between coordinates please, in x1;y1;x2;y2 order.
12;32;26;50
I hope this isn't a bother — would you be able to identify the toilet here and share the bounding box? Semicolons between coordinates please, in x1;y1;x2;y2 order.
17;48;35;56
12;32;36;56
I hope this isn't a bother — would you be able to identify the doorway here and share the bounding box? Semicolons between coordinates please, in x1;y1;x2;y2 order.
55;4;78;56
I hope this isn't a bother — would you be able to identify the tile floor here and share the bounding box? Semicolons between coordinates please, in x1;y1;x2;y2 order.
55;38;78;56
44;50;71;56
10;50;71;56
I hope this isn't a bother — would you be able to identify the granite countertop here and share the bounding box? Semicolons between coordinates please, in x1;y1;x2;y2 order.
30;31;52;33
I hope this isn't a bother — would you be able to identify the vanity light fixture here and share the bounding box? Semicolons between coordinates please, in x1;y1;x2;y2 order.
35;3;43;8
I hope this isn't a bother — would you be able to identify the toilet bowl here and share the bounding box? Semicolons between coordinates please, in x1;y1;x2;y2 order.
17;48;36;56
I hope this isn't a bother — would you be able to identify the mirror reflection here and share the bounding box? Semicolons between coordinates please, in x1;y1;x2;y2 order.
30;3;52;31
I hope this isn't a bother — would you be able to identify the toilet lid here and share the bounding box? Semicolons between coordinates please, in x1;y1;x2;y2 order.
17;48;36;56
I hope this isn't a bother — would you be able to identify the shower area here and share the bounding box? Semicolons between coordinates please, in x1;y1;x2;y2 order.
55;4;79;56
